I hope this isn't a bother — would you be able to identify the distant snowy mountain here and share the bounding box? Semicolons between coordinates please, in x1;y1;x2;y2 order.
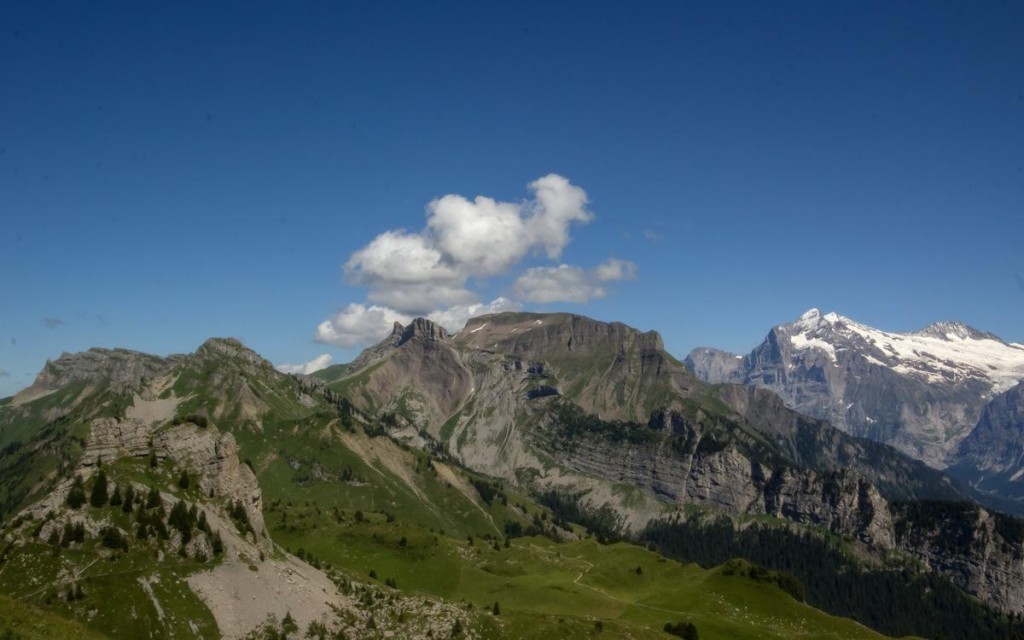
686;309;1024;468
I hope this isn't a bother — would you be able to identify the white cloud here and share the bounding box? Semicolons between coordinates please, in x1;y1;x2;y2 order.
594;258;638;282
276;354;334;375
514;265;606;304
316;303;412;348
427;297;522;333
0;368;9;377
514;259;638;304
345;230;459;286
526;174;593;258
340;174;594;316
427;194;528;276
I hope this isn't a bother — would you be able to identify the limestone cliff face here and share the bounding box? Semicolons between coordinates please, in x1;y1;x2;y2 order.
457;312;692;422
528;408;895;547
80;410;267;540
338;318;474;431
892;502;1024;615
14;347;175;403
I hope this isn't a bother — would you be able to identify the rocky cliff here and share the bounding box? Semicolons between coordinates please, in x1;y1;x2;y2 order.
949;381;1024;508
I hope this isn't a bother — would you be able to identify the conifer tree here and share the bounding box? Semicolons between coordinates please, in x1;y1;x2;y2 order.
90;469;109;507
66;476;86;509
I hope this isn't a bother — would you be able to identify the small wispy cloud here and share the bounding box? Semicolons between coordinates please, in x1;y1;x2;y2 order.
42;317;64;329
642;229;661;242
275;354;334;375
513;259;638;304
1015;272;1024;294
0;369;9;378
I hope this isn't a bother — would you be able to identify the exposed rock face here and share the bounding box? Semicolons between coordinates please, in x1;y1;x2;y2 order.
949;381;1024;506
346;321;405;372
345;318;473;431
685;309;1024;469
81;417;153;465
714;385;961;501
14;347;174;403
153;426;266;539
892;502;1024;615
531;422;896;546
457;312;692;421
77;405;267;541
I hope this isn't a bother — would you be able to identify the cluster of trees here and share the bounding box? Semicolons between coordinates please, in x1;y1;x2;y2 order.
229;499;254;536
536;490;622;543
468;477;507;506
172;413;209;428
664;621;698;639
552;403;657;445
640;517;1024;640
60;469;224;558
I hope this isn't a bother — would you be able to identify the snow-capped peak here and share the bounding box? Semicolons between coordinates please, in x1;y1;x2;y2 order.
782;310;1024;393
790;308;849;335
912;321;998;343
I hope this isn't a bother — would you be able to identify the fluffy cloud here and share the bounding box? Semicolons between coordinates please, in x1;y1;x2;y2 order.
526;174;593;258
42;317;64;329
341;174;593;316
427;194;528;276
427;298;522;334
316;303;411;348
275;354;333;375
346;230;459;286
514;259;637;304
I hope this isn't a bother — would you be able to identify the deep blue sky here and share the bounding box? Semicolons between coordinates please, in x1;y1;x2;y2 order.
2;1;1023;394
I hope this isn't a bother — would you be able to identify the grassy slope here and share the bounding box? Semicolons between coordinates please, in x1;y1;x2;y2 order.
0;594;109;639
266;494;893;639
0;456;222;639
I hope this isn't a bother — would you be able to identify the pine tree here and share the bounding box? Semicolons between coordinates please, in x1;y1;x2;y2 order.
122;485;135;513
146;486;161;509
492;601;500;616
89;469;108;507
67;476;86;509
109;484;123;506
282;611;298;635
178;470;190;489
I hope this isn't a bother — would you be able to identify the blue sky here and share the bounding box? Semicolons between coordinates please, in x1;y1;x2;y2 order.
2;1;1023;393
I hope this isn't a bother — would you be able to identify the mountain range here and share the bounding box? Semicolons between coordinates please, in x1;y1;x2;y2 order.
1;311;1023;639
686;309;1024;507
